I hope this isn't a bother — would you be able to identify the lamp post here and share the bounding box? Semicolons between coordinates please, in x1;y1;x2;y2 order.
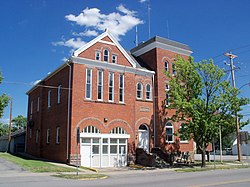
7;98;13;153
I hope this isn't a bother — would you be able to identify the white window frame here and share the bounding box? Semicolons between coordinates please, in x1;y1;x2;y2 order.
83;126;100;134
166;122;174;143
172;63;177;76
37;97;40;112
46;129;50;144
166;93;170;107
165;61;169;71
56;127;60;144
97;70;103;101
119;74;124;103
180;123;188;143
145;84;152;100
108;72;114;102
104;49;109;62
48;90;51;108
95;51;101;61
57;85;61;104
112;54;117;63
86;69;92;100
136;82;143;100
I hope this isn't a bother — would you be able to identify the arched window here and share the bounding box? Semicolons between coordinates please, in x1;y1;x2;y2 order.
165;61;169;71
146;84;151;100
103;49;109;62
137;83;143;99
83;126;100;134
166;122;174;142
110;127;126;134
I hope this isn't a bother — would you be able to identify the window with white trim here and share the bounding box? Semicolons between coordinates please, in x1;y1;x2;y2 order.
119;74;124;103
95;51;101;61
37;97;40;112
136;82;143;99
172;63;177;76
165;84;170;91
166;122;174;142
165;61;169;71
112;54;117;63
180;123;188;142
46;129;50;144
83;126;100;133
166;93;170;107
108;72;114;102
48;90;51;108
146;84;151;100
97;70;103;100
86;69;92;99
56;127;60;144
110;127;126;134
104;49;109;62
57;85;61;104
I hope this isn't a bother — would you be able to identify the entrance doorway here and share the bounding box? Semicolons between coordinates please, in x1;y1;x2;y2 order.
138;124;149;152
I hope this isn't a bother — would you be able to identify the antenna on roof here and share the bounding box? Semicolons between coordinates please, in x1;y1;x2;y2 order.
148;2;151;39
166;20;170;39
135;25;138;47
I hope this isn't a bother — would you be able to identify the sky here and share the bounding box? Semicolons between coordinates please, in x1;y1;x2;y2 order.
1;0;250;132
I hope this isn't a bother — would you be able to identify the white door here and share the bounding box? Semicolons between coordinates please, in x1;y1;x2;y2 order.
138;124;149;152
81;145;91;167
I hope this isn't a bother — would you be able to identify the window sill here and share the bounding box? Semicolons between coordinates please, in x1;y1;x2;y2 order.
180;141;189;144
165;141;174;144
136;99;153;103
84;99;125;105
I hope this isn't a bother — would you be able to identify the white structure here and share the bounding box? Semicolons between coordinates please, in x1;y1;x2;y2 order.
232;139;250;156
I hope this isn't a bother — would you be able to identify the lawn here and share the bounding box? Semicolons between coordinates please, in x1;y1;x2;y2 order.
52;173;108;180
0;153;75;172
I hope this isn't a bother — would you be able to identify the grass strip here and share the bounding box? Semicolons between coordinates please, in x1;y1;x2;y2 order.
52;173;108;180
0;153;75;172
175;165;250;172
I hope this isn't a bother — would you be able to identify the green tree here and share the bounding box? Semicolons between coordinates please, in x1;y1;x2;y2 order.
0;70;9;118
0;122;9;136
167;57;249;167
11;115;27;132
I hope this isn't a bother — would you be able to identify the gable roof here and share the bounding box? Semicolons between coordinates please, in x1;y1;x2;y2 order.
73;29;137;68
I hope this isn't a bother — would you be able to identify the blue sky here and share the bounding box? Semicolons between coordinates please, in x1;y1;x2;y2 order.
1;0;250;132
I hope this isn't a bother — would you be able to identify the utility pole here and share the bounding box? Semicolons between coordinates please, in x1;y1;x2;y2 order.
7;98;13;153
224;51;242;161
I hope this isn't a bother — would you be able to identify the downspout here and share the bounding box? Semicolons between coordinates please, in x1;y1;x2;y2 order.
66;61;72;162
153;74;156;148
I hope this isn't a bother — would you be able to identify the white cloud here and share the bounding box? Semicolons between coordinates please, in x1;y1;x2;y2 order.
0;118;9;124
139;0;148;3
65;4;143;40
52;38;86;49
72;30;98;37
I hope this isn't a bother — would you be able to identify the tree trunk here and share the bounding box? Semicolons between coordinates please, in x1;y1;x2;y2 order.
201;145;206;168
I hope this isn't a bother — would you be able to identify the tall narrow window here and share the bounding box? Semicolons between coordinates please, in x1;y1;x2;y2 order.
56;127;60;144
37;97;40;112
166;122;174;142
108;72;114;102
86;69;92;99
146;84;151;100
95;51;101;61
166;94;170;107
30;100;33;118
29;129;32;139
165;61;169;71
112;54;117;63
57;85;61;104
137;83;143;99
104;49;109;62
97;70;103;100
180;123;188;142
48;90;51;108
172;63;177;76
119;74;124;103
46;129;50;144
36;129;39;144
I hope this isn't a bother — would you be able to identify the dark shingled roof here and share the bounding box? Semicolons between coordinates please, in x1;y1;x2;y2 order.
130;36;192;53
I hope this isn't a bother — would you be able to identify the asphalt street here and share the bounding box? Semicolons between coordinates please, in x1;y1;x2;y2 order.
0;157;250;187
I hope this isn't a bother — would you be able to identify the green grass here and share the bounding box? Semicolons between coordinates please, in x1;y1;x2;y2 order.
0;153;75;172
52;173;108;180
175;165;250;172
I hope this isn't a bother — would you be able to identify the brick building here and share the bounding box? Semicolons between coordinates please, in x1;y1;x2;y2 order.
26;30;194;167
